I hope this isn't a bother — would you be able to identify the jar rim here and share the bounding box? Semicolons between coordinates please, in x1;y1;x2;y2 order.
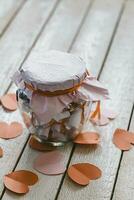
20;50;87;92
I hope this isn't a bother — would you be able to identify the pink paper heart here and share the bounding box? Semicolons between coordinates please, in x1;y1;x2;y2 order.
33;150;66;175
0;122;23;139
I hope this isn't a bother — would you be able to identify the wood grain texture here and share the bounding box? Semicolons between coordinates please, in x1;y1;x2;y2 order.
71;0;124;76
1;0;93;199
0;0;59;96
0;0;25;36
1;0;126;199
58;0;134;199
112;109;134;200
26;0;91;52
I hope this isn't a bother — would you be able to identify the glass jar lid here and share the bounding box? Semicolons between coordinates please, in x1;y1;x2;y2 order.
20;50;87;92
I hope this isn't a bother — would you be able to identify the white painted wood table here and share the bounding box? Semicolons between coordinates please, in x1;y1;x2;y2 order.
0;0;134;199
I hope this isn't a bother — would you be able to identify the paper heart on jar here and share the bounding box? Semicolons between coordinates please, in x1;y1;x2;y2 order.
0;122;23;139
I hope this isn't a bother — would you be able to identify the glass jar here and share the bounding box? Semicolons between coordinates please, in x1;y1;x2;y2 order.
13;50;109;146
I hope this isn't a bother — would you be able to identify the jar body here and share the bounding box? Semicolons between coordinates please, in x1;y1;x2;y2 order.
17;89;92;146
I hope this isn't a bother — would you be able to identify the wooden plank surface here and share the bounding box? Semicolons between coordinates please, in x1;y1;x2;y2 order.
0;0;59;96
71;0;125;76
57;0;134;199
1;0;134;199
0;0;25;36
1;0;126;199
112;108;134;200
0;0;93;199
27;0;92;52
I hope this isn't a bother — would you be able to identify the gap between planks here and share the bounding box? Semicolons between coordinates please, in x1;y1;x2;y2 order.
0;0;26;37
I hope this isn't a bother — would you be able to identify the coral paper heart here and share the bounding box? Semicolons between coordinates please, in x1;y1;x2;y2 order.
0;122;23;139
74;132;100;144
34;150;66;175
4;170;38;194
67;163;102;185
4;175;29;194
113;128;134;150
29;136;56;151
0;93;17;111
7;170;38;185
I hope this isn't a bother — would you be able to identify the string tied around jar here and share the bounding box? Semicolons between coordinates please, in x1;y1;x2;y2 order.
24;69;90;97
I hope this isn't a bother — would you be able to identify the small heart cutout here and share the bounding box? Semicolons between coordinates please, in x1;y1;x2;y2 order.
29;136;56;151
0;122;23;139
7;170;38;186
113;128;134;150
67;163;102;186
74;132;100;144
4;170;38;194
34;150;66;175
4;175;29;194
0;93;17;111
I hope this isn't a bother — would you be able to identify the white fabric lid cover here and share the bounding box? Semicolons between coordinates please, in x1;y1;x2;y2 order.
20;50;87;92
